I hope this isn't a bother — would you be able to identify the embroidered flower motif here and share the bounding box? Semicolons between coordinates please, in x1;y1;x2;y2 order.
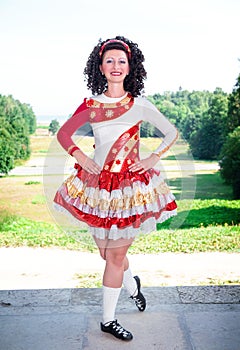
124;105;130;110
105;109;114;118
122;133;130;139
90;111;96;120
133;148;137;154
86;99;94;107
116;159;121;165
124;146;129;152
112;148;117;154
86;99;100;108
104;165;110;170
134;134;138;140
127;159;132;164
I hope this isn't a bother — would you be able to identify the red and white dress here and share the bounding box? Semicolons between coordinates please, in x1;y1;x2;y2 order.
54;93;178;240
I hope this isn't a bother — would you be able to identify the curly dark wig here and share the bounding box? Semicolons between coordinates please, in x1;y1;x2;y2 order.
83;36;147;97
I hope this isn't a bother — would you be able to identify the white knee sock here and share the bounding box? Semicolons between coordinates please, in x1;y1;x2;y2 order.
123;268;138;297
102;286;121;324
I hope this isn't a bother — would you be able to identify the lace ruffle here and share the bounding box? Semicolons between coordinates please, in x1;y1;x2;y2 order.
54;167;177;239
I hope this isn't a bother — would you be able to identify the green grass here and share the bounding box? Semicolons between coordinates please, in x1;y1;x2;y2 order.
0;136;239;253
24;181;41;185
74;272;102;288
169;172;233;200
0;170;239;253
130;226;240;254
31;194;46;204
159;199;240;230
0;210;239;253
0;214;81;250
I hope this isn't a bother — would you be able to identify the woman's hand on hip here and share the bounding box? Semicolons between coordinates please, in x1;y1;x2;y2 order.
128;153;160;174
73;149;101;175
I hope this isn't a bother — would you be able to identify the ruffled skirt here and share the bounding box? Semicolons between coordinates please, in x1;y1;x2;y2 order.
54;164;177;240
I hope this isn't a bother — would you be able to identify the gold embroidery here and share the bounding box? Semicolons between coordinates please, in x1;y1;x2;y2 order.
155;182;170;195
154;129;179;158
90;111;96;120
86;94;132;109
106;130;140;172
86;99;101;108
110;198;123;211
120;95;131;105
99;199;110;211
105;109;114;118
64;175;170;209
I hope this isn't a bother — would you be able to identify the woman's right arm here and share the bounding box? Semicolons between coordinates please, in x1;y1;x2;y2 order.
57;100;101;174
57;100;88;152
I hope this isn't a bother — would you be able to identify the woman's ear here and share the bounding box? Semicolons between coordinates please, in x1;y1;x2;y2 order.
99;65;103;75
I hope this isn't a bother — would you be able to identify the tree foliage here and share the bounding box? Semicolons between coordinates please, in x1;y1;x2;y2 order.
219;73;240;199
148;88;229;159
148;75;240;196
189;89;228;159
0;94;36;174
49;119;60;135
219;127;240;199
226;74;240;134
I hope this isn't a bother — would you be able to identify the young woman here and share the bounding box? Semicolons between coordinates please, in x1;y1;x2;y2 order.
54;36;178;341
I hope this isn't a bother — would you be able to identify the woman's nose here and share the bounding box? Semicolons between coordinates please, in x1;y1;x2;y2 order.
113;61;120;69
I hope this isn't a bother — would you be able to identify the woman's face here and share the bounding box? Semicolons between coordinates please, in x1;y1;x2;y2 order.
100;49;130;85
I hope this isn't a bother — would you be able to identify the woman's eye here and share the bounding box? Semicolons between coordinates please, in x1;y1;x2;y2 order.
120;60;126;64
106;59;113;63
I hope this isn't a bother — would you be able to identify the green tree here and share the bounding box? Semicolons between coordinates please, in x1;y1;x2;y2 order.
219;126;240;199
0;94;35;174
0;117;16;174
226;74;240;135
148;89;213;141
189;88;228;159
19;102;36;134
49;119;60;135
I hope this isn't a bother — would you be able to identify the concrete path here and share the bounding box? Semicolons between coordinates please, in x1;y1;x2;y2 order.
0;249;239;349
0;285;240;350
1;248;240;290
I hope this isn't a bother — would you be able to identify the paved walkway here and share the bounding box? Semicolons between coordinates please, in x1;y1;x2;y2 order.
0;285;240;350
1;248;240;290
0;249;239;349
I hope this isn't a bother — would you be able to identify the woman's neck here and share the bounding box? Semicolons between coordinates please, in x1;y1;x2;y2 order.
104;86;126;98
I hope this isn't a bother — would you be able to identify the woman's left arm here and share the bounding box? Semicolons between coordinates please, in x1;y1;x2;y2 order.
129;98;178;174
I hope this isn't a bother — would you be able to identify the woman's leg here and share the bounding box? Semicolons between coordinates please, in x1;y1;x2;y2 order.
92;238;134;340
103;244;130;287
101;245;130;328
101;243;131;326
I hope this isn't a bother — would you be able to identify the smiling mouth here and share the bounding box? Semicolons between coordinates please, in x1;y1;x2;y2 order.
111;72;122;76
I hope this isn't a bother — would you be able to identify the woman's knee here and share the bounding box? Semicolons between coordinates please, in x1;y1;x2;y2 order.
105;248;128;267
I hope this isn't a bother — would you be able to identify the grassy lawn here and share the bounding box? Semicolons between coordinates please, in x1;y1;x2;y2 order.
0;135;239;253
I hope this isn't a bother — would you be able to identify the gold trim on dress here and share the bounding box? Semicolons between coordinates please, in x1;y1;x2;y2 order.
65;175;171;209
153;129;179;158
86;94;132;109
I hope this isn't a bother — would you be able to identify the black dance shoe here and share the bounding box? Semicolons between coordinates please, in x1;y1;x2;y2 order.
131;276;146;312
100;319;133;341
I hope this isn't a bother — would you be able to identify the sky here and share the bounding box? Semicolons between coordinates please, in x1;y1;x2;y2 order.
0;0;239;117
